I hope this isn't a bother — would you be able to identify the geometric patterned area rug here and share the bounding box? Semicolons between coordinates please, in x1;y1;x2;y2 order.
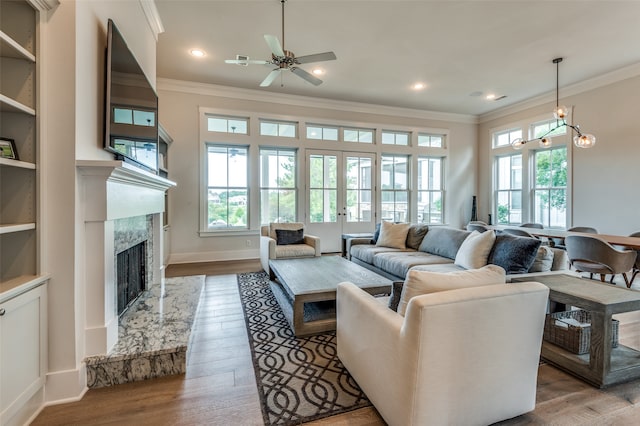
237;271;371;426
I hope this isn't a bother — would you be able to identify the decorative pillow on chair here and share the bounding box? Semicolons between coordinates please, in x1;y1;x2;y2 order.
275;228;304;245
376;221;411;249
454;230;496;269
397;264;506;316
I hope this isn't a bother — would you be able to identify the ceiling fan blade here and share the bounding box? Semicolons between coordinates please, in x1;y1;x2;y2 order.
290;67;322;86
295;51;337;64
225;59;270;65
264;34;285;57
260;69;282;87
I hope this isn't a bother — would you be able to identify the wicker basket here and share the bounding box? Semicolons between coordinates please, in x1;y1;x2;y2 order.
544;310;619;355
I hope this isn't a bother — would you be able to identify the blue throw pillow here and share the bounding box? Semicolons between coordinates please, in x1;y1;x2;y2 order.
488;233;541;274
276;228;304;245
371;222;382;244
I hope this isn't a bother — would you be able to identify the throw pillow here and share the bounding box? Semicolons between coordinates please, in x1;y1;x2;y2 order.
418;227;471;260
387;281;404;312
406;224;429;250
488;233;542;274
528;245;554;273
371;222;382;244
397;264;506;316
275;228;304;245
454;230;496;270
376;221;411;249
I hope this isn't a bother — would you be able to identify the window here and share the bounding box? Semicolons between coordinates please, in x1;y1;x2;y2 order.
260;120;297;138
417;157;443;224
418;133;444;148
381;154;409;222
493;128;522;148
309;154;337;223
113;106;155;126
260;148;297;224
343;127;373;143
345;156;373;222
206;145;248;229
382;130;410;146
531;118;567;139
206;115;249;134
495;154;522;225
533;147;567;228
306;125;338;141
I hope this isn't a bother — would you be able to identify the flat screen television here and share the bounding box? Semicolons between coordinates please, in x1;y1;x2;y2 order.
104;19;159;173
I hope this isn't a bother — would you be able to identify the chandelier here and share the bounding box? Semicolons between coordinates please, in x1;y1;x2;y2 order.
511;57;596;150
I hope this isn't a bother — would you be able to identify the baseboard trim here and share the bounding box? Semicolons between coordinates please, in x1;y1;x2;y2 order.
168;249;258;264
44;365;88;405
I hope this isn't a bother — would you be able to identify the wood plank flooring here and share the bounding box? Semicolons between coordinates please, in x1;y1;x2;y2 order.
32;260;640;425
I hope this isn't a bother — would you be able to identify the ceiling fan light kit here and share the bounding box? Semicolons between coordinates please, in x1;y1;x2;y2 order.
225;0;337;87
511;57;596;150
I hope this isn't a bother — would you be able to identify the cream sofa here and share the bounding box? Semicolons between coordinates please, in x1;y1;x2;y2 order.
337;280;549;426
260;222;321;277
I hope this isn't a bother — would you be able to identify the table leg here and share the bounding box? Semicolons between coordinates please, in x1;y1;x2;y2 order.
589;311;611;385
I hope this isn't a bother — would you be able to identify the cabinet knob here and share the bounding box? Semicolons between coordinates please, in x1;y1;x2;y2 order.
0;308;5;316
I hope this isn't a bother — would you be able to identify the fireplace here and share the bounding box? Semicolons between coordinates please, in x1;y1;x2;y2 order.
117;241;146;316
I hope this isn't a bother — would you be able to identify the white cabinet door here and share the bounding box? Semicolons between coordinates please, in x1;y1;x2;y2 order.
0;284;47;422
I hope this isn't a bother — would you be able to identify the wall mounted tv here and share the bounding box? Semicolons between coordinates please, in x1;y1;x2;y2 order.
104;19;159;173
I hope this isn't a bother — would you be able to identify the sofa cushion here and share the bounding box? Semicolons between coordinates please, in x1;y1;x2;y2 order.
529;246;554;273
418;227;471;260
376;221;411;249
350;245;407;264
275;244;316;258
454;230;496;269
406;224;429;250
373;251;452;278
409;263;466;274
275;228;304;245
397;264;506;316
488;234;541;274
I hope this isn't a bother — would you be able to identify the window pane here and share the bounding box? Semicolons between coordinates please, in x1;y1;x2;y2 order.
382;132;394;144
208;118;227;132
279;123;296;138
310;155;323;187
228;119;247;134
396;133;409;146
208;148;228;186
228;148;247;187
327;156;337;188
208;190;228;226
324;128;338;140
114;108;132;124
344;129;358;142
260;122;278;136
307;126;322;139
133;110;155;126
359;130;373;143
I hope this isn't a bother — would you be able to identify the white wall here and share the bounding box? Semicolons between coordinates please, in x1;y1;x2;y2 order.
41;0;158;403
157;83;478;263
477;74;640;235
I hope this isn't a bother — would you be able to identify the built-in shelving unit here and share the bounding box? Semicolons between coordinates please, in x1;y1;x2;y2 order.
1;2;50;422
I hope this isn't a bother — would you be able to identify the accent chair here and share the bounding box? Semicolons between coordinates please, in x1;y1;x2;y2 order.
260;222;321;278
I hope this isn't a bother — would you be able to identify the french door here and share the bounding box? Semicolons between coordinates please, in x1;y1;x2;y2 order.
305;150;376;252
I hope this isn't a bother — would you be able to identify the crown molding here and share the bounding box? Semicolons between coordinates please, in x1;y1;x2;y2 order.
479;61;640;124
157;78;478;125
139;0;164;41
27;0;58;11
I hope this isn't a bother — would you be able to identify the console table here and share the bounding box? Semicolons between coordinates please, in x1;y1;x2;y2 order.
512;274;640;388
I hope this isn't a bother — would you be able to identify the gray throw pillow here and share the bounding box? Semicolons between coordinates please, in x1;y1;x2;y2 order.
388;281;404;312
276;228;304;245
406;224;429;250
488;233;541;274
418;227;471;260
371;222;382;244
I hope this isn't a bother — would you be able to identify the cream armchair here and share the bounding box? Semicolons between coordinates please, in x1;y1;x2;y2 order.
260;222;321;277
337;281;549;426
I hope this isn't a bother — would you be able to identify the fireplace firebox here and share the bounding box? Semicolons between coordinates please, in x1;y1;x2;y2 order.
116;241;147;316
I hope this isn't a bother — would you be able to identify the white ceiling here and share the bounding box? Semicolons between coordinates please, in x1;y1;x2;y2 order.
155;0;640;116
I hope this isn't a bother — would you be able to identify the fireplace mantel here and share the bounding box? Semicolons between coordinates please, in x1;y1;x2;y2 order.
78;160;176;356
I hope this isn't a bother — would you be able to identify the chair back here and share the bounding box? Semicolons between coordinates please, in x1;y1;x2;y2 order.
268;222;305;240
568;226;598;233
521;223;543;229
502;228;535;238
466;223;489;233
565;235;635;274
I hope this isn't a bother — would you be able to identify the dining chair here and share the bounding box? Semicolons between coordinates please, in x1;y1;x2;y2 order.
466;223;489;233
521;223;544;229
502;228;535;238
629;231;640;286
553;226;598;250
565;235;636;287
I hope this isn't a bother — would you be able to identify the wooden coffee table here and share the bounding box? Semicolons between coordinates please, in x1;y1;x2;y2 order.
512;274;640;388
269;256;392;336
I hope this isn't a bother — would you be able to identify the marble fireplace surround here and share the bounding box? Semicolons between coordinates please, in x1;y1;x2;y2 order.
78;160;176;357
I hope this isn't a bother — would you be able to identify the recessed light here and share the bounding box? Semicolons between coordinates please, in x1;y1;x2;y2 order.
485;93;496;100
412;82;426;90
190;49;205;57
312;68;324;75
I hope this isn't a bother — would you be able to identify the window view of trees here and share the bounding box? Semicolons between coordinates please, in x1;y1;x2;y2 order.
207;145;248;228
496;154;522;224
260;149;297;224
534;147;567;227
309;154;337;223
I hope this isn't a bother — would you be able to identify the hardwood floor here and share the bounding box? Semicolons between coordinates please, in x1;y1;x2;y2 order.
32;260;640;425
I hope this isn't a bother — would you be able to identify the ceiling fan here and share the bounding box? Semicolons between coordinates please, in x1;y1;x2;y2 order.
225;0;337;87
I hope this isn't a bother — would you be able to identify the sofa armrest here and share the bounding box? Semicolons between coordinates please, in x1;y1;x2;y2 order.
303;234;321;256
346;237;374;260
